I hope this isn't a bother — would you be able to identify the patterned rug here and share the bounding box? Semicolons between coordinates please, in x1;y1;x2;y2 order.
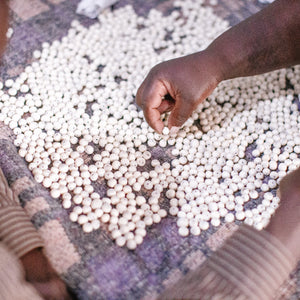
0;0;299;299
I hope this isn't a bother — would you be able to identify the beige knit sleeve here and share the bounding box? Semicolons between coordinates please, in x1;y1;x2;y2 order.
160;224;297;300
0;168;44;258
0;242;42;300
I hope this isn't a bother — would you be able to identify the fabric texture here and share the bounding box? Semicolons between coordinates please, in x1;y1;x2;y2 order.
160;225;297;300
0;168;44;258
0;1;299;299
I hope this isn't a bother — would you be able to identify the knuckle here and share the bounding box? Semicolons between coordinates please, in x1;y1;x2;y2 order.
136;84;143;101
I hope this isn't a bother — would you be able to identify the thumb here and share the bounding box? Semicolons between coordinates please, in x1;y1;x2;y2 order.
167;98;194;129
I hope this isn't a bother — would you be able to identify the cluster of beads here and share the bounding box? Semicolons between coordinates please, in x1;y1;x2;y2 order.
0;0;299;249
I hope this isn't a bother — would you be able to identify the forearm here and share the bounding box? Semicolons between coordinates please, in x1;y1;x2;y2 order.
0;0;9;57
206;0;300;81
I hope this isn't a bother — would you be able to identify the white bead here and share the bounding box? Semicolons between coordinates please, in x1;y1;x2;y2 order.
126;239;137;250
152;214;161;223
199;221;209;231
211;218;220;227
69;212;78;222
178;227;189;237
225;213;235;223
101;214;110;223
116;236;126;247
78;215;88;225
83;222;93;233
169;206;179;216
51;189;60;199
73;206;83;214
92;219;100;230
62;199;72;209
236;211;246;220
158;209;167;218
190;226;201;236
135;234;143;245
111;229;122;240
5;79;14;88
162;127;170;135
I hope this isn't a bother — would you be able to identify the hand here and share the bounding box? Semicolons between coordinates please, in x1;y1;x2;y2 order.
20;248;72;300
136;0;300;134
136;50;222;133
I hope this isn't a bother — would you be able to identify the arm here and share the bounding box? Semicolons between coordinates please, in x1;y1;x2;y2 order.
0;0;9;57
136;0;300;133
208;0;300;80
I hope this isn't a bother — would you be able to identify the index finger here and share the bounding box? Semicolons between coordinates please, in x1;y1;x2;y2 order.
136;80;168;133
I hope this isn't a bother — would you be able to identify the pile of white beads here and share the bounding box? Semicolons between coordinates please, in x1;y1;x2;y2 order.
0;0;299;249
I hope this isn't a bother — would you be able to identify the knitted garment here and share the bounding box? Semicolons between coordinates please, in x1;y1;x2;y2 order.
160;225;297;300
0;168;43;258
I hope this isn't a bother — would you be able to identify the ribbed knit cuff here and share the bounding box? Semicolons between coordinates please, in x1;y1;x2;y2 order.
0;206;44;258
208;224;297;300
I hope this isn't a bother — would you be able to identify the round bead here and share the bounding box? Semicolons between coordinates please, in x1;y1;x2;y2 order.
126;239;137;250
178;227;189;237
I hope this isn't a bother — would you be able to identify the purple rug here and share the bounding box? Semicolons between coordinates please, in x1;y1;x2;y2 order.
0;1;299;299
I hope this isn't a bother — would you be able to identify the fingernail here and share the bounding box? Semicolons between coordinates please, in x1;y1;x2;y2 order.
170;126;180;136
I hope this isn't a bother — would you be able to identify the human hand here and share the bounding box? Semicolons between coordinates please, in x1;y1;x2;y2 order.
20;248;73;300
136;50;222;133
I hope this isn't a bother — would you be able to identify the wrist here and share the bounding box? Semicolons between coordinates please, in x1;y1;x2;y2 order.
199;47;228;84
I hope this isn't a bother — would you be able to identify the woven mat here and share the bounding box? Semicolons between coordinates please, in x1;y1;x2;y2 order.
0;0;299;299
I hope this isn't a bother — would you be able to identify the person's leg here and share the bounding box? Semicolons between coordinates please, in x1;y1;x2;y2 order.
265;167;300;261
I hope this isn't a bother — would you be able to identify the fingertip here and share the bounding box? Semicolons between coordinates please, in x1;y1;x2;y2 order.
147;114;164;134
154;121;164;134
144;106;165;134
167;100;194;129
